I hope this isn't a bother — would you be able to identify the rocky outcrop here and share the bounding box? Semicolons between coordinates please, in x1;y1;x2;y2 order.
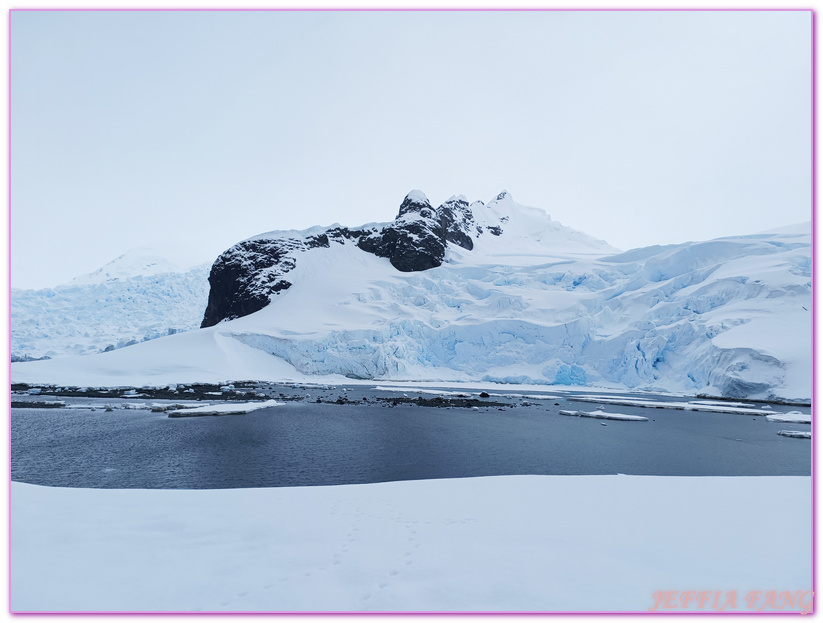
356;192;478;272
201;239;298;328
201;191;497;327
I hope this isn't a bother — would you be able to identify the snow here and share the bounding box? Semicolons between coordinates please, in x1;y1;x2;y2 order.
12;258;210;359
487;393;559;400
11;476;811;612
568;396;781;415
690;399;756;408
777;431;811;439
68;244;210;286
167;399;283;417
766;411;812;424
372;387;472;396
559;409;649;421
12;327;307;387
404;189;429;204
11;194;810;402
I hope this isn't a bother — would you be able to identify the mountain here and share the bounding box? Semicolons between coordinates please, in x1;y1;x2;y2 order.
11;191;811;401
201;190;615;328
11;246;211;360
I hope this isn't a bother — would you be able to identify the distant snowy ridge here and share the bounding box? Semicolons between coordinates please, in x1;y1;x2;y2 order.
12;249;210;360
12;191;811;401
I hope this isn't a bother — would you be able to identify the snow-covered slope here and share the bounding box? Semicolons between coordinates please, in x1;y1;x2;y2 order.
12;192;811;401
12;476;811;612
11;246;211;360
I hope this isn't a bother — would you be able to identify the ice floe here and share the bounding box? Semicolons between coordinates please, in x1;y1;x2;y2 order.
559;409;648;421
766;411;811;424
167;400;284;417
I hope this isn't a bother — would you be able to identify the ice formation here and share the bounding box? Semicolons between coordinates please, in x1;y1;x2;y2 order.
12;191;811;401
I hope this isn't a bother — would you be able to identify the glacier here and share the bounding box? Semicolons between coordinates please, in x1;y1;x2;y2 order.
11;247;211;360
11;192;811;402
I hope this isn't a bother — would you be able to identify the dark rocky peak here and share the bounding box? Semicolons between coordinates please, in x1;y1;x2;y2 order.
358;191;446;272
397;190;435;220
201;190;512;327
439;194;470;210
201;237;301;328
495;190;511;202
436;195;475;251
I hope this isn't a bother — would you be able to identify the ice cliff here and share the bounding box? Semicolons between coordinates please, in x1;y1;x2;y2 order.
196;192;810;401
12;248;211;360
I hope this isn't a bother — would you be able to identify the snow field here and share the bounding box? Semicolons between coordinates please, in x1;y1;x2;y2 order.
11;475;811;612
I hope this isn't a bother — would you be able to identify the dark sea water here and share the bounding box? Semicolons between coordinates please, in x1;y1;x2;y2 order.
11;389;811;489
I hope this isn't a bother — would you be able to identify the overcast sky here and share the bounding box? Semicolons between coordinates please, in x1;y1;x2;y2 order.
11;9;812;289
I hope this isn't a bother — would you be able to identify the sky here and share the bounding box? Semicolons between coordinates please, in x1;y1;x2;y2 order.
10;9;812;289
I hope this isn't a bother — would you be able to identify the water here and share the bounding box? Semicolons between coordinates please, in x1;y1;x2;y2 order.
11;389;811;489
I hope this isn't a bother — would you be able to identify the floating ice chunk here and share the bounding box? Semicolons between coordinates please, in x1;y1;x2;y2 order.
485;393;559;400
766;411;811;424
373;387;471;397
121;402;149;410
559;409;648;421
167;400;284;417
689;400;756;408
569;396;777;415
777;430;811;439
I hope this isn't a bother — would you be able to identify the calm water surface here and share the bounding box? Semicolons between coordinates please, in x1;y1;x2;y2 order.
11;389;811;488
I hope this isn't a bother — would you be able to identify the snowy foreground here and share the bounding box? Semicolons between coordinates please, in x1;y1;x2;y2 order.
12;476;811;613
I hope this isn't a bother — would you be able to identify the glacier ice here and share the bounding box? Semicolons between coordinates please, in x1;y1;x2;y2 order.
11;192;811;402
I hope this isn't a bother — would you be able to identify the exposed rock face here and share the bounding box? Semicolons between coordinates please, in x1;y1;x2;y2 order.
357;192;477;272
201;239;298;328
201;190;494;327
438;195;475;250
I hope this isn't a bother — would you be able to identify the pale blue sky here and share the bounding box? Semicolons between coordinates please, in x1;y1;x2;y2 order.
11;9;812;288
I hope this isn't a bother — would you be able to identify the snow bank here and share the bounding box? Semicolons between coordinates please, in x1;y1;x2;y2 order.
11;476;810;612
10;328;310;387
